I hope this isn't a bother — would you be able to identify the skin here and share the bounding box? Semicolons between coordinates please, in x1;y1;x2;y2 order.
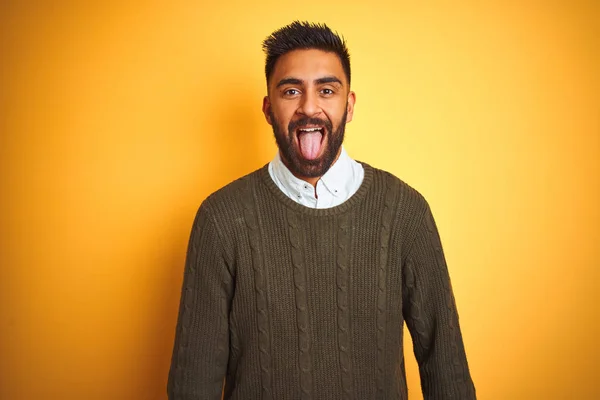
262;49;356;188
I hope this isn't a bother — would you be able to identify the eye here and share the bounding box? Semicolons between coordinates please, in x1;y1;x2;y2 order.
320;88;334;96
284;88;300;96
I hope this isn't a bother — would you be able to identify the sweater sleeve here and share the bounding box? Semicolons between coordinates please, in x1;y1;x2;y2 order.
167;203;233;400
402;202;476;399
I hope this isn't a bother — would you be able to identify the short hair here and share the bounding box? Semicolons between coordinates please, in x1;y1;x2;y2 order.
262;21;351;86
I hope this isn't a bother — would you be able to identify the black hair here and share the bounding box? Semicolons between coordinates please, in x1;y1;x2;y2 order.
262;21;351;86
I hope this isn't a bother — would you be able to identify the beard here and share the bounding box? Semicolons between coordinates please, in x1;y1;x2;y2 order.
270;108;348;178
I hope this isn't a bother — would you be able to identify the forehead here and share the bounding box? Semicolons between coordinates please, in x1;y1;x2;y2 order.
271;49;346;85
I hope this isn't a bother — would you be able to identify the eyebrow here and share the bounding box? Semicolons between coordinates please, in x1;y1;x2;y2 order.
276;78;303;88
315;76;343;86
276;76;343;88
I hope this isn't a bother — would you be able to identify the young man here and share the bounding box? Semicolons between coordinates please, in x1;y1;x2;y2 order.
168;21;476;400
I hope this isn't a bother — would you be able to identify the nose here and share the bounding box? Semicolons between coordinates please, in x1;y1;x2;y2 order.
297;90;321;118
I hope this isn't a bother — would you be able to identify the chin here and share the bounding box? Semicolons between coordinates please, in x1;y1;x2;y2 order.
286;148;337;178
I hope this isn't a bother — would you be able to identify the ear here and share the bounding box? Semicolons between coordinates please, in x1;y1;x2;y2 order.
345;91;356;123
262;96;273;125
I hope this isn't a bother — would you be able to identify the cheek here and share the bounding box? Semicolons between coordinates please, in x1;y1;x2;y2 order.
274;105;298;127
328;101;348;119
324;109;344;128
270;111;290;136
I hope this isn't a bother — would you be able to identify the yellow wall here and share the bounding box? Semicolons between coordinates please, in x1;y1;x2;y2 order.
1;1;598;399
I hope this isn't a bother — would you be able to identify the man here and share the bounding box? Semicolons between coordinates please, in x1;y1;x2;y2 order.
168;21;476;399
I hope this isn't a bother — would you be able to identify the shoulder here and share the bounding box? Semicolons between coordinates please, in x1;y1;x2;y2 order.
204;167;263;206
194;165;266;227
362;162;429;215
363;164;436;254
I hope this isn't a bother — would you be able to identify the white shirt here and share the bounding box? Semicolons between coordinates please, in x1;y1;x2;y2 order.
268;146;365;209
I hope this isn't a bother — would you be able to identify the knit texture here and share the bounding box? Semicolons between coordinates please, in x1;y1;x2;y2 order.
167;163;476;399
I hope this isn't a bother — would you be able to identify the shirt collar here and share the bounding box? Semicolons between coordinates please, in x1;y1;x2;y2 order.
271;146;355;200
319;146;354;198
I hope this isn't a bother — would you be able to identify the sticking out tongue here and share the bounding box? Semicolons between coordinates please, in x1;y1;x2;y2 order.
298;131;323;160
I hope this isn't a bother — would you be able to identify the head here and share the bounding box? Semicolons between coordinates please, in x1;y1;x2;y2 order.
262;21;356;182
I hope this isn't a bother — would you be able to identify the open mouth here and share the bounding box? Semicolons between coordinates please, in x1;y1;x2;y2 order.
296;126;325;160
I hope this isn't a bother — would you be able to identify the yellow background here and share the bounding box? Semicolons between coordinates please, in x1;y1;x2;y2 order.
1;1;598;399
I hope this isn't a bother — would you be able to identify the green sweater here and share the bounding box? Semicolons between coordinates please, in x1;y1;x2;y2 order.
167;163;476;399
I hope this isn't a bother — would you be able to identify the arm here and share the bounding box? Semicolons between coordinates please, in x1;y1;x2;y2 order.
402;203;476;399
167;203;233;399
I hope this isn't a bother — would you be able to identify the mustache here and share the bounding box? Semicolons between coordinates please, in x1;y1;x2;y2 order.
288;117;332;134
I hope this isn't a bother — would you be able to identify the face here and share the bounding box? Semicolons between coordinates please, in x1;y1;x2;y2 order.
262;49;356;179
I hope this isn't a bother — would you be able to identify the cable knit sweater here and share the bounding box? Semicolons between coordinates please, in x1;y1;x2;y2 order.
167;163;476;399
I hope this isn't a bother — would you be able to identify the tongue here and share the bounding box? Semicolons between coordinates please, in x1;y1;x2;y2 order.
298;131;323;160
